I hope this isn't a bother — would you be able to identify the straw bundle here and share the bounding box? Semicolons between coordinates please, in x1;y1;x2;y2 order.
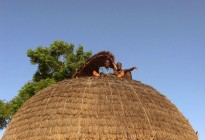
2;77;197;140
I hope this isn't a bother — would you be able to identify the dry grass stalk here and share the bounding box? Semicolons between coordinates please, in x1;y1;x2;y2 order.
2;77;198;140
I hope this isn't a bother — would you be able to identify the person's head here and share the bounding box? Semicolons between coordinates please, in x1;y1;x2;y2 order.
116;62;122;70
104;59;111;68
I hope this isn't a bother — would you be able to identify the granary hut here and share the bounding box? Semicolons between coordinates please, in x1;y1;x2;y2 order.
2;51;198;140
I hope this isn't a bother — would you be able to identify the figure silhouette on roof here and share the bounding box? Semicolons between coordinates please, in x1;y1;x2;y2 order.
115;62;137;80
74;51;137;80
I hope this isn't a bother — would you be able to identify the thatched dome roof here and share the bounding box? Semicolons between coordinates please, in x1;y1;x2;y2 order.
2;77;197;140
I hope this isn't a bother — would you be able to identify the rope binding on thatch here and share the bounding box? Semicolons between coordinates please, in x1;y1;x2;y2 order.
2;77;198;140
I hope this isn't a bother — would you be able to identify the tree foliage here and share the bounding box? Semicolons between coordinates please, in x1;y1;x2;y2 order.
0;41;92;130
27;41;91;81
0;100;10;130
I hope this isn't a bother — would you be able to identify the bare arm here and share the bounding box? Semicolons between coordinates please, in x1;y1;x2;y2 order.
123;66;137;72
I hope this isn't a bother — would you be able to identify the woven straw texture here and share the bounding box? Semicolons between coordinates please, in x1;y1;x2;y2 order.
2;77;197;140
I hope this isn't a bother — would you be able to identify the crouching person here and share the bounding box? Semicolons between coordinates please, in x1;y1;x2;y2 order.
115;62;137;80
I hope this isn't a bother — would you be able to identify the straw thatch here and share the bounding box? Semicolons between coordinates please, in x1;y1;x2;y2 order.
2;77;197;140
74;51;116;78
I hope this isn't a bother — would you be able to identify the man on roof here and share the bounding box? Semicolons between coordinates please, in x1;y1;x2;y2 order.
99;59;115;76
115;62;137;79
93;59;115;77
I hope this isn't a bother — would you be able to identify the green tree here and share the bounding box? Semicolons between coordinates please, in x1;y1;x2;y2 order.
0;41;92;130
0;100;10;130
28;41;92;81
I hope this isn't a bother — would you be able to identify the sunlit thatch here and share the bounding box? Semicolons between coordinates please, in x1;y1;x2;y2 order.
2;77;197;139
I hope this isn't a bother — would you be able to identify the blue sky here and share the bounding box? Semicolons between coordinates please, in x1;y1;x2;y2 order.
0;0;204;139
